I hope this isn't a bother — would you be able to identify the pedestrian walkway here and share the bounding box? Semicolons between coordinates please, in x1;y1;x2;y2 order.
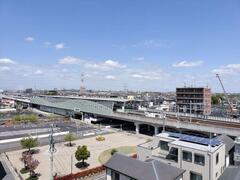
0;153;20;180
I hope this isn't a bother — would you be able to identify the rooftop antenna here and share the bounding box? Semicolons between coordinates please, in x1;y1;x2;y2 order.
79;73;86;96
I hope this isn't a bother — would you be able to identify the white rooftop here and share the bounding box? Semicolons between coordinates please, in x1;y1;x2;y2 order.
156;132;223;153
169;140;221;153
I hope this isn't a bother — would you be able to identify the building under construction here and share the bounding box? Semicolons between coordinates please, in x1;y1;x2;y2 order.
176;87;212;115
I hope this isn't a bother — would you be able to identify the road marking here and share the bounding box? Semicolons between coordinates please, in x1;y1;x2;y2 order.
83;132;95;136
0;131;69;144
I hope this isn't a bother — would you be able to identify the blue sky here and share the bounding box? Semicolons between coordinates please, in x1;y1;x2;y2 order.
0;0;240;92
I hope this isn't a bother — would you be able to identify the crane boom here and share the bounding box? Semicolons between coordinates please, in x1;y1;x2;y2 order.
216;74;233;113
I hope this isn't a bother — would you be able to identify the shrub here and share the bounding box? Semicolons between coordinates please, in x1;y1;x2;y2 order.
20;137;38;153
20;167;29;174
12;113;38;124
111;148;118;156
64;133;76;147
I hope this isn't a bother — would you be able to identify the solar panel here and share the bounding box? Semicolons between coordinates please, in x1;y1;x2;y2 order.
168;132;221;147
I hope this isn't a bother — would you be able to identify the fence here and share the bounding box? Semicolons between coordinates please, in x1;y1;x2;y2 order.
54;166;106;180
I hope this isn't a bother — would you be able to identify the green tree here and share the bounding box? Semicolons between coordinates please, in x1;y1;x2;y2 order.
20;137;38;153
212;95;222;105
75;145;90;166
64;133;76;146
111;148;118;156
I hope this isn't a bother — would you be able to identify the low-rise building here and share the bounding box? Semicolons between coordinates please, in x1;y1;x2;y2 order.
104;153;185;180
137;132;230;180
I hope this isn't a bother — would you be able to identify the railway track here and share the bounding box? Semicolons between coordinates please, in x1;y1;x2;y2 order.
166;114;240;129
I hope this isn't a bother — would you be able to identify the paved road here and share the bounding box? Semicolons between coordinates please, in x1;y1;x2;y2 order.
0;121;95;140
0;128;111;153
0;122;101;152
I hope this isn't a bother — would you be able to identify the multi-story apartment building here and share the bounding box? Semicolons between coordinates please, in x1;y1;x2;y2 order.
137;132;232;180
176;87;212;115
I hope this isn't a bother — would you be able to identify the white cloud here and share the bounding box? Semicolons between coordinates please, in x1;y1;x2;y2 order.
132;74;144;78
133;57;145;61
0;58;16;65
131;73;161;80
43;41;51;47
105;75;116;79
85;60;126;71
55;43;65;50
34;69;43;75
0;66;10;71
131;69;164;80
61;68;68;72
212;64;240;75
25;36;34;42
172;60;203;67
58;56;83;64
225;64;240;69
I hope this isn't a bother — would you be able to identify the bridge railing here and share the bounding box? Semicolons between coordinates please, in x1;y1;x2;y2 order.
118;109;240;123
165;111;240;123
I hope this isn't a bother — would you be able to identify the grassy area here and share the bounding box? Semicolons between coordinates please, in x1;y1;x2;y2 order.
98;146;136;164
12;113;38;124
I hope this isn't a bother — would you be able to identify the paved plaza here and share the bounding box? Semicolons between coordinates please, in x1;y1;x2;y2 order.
6;132;149;180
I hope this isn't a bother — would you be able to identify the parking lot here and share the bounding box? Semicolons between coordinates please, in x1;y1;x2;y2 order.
6;132;148;180
0;120;110;152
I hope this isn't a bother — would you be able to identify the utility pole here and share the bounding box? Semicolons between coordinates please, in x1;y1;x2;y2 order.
190;100;192;123
49;124;56;180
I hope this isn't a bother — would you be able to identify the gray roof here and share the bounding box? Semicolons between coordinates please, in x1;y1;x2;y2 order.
219;166;240;180
217;134;235;154
39;95;141;102
104;153;185;180
30;96;113;116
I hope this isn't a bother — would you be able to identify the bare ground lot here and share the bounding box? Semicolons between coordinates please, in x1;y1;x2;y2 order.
6;132;149;180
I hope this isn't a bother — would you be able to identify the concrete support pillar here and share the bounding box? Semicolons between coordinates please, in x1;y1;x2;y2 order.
154;126;159;135
81;112;84;121
122;102;126;111
135;123;140;134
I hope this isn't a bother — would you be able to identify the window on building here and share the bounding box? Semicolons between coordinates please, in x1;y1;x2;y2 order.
183;150;192;162
160;140;169;151
190;172;202;180
194;154;205;166
166;147;178;162
111;170;120;180
216;153;219;165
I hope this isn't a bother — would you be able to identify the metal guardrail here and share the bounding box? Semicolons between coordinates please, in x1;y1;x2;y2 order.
165;111;240;123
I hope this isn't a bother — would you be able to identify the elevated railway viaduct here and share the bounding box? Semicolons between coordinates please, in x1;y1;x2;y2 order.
3;96;240;137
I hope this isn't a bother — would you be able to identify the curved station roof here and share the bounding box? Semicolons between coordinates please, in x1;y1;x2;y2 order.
30;96;113;116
